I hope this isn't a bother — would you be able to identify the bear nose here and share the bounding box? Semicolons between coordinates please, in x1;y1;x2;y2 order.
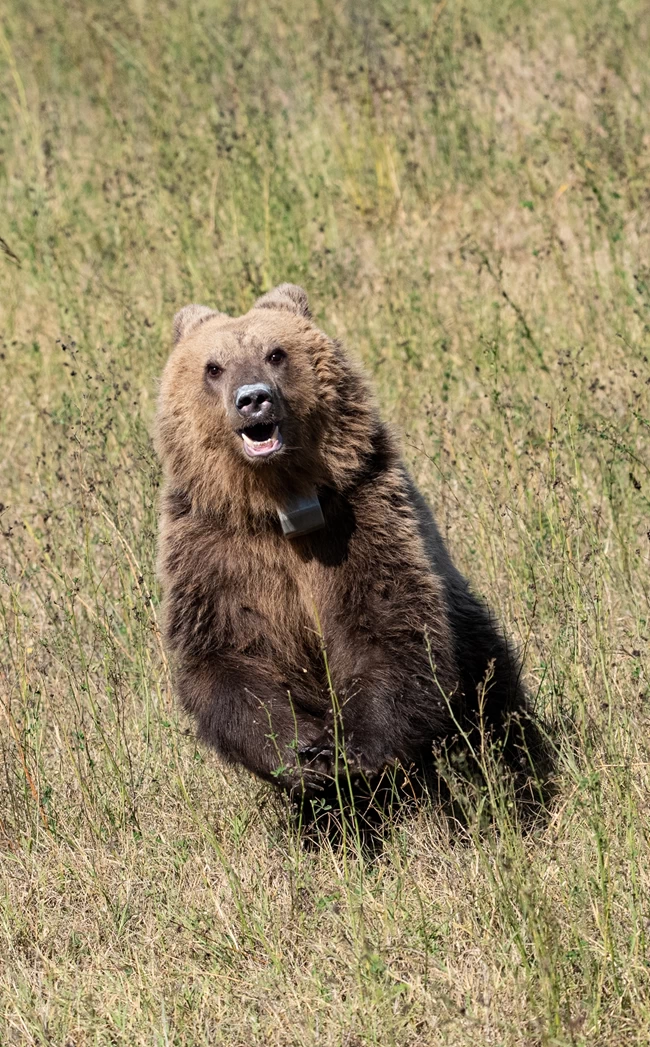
235;383;274;419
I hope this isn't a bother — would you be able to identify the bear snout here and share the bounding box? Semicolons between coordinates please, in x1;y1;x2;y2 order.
233;382;284;459
235;383;274;423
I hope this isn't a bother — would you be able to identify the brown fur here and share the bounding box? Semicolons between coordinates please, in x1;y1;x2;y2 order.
155;284;545;802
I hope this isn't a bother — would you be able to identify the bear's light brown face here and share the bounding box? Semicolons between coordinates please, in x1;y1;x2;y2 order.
193;318;300;464
157;295;330;484
156;285;376;514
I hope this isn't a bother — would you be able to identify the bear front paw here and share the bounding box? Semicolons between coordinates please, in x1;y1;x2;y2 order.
298;735;374;785
297;741;334;781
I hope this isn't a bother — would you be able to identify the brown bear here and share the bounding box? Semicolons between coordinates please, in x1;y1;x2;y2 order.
155;284;547;806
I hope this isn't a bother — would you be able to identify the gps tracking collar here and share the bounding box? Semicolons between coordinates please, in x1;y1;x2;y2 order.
277;488;325;538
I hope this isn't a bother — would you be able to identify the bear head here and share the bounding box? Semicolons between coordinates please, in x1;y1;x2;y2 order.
155;284;387;519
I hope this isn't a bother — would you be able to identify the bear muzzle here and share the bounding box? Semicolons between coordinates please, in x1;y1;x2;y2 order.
234;383;284;459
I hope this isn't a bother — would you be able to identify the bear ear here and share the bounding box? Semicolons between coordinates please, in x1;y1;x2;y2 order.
172;304;221;345
253;283;311;319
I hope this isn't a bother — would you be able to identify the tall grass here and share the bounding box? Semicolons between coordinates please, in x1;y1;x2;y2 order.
1;0;649;1043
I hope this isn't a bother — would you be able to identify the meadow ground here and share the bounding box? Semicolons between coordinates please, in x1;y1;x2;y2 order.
1;0;649;1043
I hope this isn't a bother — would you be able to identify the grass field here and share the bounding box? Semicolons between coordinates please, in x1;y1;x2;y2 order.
1;0;650;1043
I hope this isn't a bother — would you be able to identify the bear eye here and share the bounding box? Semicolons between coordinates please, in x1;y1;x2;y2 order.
206;363;223;378
267;348;286;366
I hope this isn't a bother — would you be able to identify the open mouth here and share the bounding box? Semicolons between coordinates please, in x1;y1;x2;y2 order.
240;422;283;459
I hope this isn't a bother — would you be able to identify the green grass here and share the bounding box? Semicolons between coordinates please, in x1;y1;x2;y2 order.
1;0;649;1042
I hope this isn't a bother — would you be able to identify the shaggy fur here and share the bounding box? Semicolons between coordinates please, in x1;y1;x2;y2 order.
155;284;546;803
